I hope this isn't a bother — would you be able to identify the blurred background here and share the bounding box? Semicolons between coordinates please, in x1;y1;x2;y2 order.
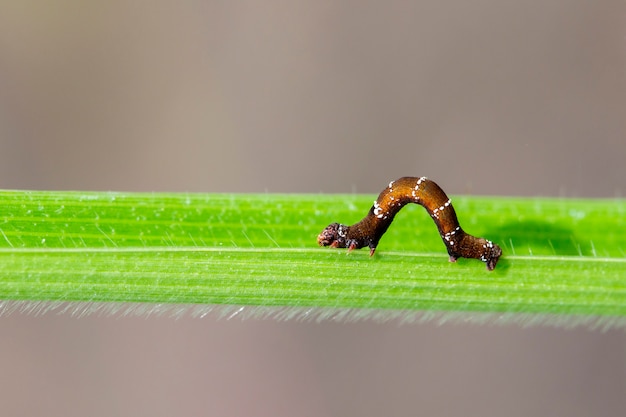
0;1;625;416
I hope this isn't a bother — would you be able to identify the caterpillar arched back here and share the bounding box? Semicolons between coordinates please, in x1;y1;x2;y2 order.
317;176;502;270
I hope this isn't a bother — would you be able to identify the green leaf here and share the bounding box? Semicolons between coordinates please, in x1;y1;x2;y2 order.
0;190;625;327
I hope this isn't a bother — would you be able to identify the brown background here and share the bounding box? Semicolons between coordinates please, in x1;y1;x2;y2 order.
1;1;625;416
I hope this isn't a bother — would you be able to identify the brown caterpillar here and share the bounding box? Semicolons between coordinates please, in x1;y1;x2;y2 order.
317;176;502;270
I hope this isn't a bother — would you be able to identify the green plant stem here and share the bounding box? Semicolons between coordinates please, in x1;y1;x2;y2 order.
0;190;625;322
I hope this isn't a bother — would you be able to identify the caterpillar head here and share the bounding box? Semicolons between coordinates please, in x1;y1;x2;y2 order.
317;223;349;248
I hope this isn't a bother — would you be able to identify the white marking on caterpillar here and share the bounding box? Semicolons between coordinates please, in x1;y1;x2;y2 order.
431;198;451;219
442;226;460;246
373;200;385;219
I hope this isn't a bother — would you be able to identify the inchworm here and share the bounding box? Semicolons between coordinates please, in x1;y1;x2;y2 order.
317;176;502;270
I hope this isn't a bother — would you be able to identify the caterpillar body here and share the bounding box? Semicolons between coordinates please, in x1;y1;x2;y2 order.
317;176;502;270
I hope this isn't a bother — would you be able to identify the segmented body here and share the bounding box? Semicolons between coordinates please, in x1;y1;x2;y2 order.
317;176;502;270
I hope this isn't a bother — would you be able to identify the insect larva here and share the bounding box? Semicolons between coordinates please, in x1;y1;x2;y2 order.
317;176;502;270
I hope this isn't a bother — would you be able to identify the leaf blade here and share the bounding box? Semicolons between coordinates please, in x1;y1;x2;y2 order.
0;190;625;322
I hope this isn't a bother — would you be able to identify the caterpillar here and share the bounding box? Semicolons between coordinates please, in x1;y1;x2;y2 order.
317;176;502;270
